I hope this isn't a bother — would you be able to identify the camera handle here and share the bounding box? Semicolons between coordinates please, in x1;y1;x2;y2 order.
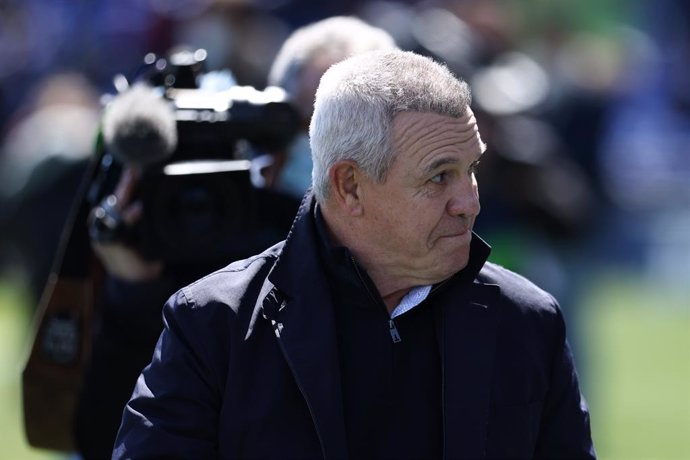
87;194;126;243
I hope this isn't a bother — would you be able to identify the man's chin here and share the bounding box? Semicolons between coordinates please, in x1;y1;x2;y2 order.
424;250;470;283
436;231;471;252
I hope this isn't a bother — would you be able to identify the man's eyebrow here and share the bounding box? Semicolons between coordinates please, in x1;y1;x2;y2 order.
423;148;485;174
423;157;459;174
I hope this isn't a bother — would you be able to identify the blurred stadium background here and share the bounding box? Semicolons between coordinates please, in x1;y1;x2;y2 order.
1;0;688;459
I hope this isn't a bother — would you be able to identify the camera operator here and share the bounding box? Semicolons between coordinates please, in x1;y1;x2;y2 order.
74;165;173;460
72;48;301;459
260;15;398;198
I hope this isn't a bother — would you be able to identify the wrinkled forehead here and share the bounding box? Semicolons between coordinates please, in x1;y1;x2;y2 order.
461;107;486;153
392;107;487;154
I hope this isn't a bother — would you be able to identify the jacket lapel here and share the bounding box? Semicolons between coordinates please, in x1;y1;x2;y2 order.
259;193;348;460
436;272;500;459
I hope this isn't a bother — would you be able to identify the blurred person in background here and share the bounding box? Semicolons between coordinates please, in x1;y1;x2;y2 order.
0;72;101;307
261;15;397;199
597;0;690;284
0;0;175;137
168;0;293;89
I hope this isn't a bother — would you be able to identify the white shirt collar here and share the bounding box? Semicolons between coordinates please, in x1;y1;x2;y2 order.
390;284;432;319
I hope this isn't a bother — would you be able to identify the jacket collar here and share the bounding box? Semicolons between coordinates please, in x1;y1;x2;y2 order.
434;275;500;459
259;190;349;459
274;191;494;302
260;191;500;459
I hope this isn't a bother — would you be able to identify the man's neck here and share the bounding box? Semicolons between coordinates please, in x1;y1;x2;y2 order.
320;202;415;313
381;289;410;314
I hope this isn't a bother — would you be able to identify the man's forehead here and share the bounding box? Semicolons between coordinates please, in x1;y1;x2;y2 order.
393;107;478;130
392;109;486;154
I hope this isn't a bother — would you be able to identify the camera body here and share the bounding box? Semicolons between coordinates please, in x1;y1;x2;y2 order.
88;48;301;266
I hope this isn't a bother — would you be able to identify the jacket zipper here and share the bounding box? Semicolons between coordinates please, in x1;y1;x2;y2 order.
349;255;402;343
388;319;402;343
349;255;461;457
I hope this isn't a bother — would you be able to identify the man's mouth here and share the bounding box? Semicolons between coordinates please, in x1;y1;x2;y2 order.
447;223;472;237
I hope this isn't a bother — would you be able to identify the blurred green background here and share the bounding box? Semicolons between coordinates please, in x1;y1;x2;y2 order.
583;274;690;459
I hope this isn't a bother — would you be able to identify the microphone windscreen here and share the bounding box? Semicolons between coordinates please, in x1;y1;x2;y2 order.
102;83;177;167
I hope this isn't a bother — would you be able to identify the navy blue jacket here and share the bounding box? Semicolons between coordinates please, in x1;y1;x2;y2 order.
114;193;595;459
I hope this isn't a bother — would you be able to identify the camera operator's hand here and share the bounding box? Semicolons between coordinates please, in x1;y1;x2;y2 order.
89;166;163;282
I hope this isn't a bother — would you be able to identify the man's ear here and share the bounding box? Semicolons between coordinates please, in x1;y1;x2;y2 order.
328;160;364;216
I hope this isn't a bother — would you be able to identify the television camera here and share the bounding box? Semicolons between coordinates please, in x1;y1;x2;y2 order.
87;47;301;265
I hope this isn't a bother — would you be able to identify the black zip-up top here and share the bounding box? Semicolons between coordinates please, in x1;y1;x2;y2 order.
313;205;443;459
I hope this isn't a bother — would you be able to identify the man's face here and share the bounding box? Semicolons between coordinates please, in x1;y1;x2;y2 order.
358;109;484;286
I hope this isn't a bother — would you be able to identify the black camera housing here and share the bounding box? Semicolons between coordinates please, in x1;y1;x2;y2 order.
140;159;255;264
89;49;301;266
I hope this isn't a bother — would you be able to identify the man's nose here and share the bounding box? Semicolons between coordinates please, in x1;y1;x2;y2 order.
447;177;480;218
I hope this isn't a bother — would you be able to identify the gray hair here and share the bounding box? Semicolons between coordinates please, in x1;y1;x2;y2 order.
310;49;472;203
267;16;397;97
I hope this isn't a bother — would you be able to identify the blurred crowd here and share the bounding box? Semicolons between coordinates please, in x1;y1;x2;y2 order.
1;0;689;376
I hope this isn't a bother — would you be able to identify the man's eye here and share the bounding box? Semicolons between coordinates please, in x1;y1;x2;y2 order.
430;172;446;184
